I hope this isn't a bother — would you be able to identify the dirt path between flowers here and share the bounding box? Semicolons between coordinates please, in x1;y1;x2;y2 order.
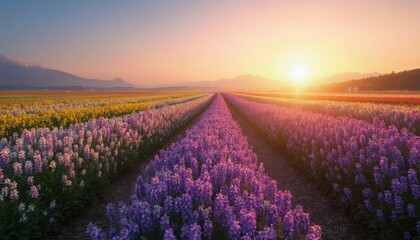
49;104;211;240
227;104;373;240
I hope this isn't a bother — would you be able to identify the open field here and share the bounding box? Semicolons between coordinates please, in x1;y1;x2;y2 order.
3;1;420;239
0;91;418;239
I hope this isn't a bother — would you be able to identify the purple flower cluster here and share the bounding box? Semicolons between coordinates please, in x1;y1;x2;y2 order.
225;94;419;238
88;95;321;240
0;94;212;238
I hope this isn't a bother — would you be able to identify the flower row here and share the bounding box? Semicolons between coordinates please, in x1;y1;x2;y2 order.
0;94;203;138
238;94;420;135
0;93;195;115
88;94;321;240
224;94;419;239
0;94;212;239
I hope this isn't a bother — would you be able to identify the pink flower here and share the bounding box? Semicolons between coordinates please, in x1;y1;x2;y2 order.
10;189;19;201
13;162;23;177
29;185;39;199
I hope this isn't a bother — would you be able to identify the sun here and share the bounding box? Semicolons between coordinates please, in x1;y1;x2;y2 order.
290;64;309;85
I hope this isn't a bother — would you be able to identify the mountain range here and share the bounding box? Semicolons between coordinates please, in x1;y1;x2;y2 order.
0;55;135;89
1;54;418;92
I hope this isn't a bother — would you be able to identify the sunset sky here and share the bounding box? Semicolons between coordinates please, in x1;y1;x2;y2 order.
1;1;419;86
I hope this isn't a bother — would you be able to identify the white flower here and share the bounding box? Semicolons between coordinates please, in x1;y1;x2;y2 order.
49;161;56;170
28;204;35;212
49;200;56;209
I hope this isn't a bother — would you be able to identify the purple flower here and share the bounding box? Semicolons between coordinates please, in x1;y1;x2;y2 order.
181;223;201;240
407;204;416;218
376;209;385;223
362;188;373;199
384;190;393;204
411;184;420;200
408;169;418;185
238;209;257;236
160;215;170;231
203;219;213;239
256;226;277;240
106;204;118;237
163;228;176;240
229;220;241;240
87;223;106;240
394;195;404;214
364;200;373;212
343;187;352;200
306;225;322;240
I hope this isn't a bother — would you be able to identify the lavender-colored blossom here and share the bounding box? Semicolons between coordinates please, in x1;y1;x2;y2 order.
411;184;420;200
229;220;241;240
163;228;176;240
376;209;385;223
106;204;118;237
384;190;393;204
394;195;404;214
256;226;277;240
407;204;416;218
203;219;213;239
87;223;106;240
181;223;201;240
306;225;322;240
407;169;418;185
343;187;352;200
362;188;373;199
160;215;170;231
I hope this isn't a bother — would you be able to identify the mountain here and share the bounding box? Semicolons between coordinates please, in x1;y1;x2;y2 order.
320;72;381;84
168;74;285;90
318;69;420;92
0;55;136;89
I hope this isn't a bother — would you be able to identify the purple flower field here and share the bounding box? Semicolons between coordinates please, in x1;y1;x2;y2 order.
87;95;321;240
224;94;419;239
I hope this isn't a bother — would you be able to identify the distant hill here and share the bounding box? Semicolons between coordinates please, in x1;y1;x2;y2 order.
319;69;420;92
169;74;285;90
0;55;136;89
320;72;381;84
